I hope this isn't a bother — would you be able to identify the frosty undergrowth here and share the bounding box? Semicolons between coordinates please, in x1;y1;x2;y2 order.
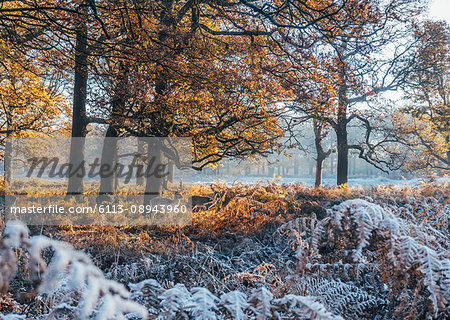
1;189;449;319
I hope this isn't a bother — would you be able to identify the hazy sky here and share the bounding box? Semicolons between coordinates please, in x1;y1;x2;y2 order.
428;0;450;21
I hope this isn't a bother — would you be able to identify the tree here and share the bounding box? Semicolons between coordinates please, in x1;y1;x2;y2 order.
394;21;449;172
312;120;334;187
276;0;424;185
0;39;67;183
1;0;107;199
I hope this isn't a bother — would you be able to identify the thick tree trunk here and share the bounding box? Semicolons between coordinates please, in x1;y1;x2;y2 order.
99;65;128;195
167;162;174;184
336;127;349;186
161;157;175;192
335;57;349;186
66;8;88;201
315;157;324;188
143;140;163;206
99;125;119;195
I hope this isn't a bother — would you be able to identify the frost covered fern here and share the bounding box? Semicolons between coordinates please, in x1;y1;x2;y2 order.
0;221;147;320
287;199;450;319
129;281;342;320
0;222;346;320
1;182;449;320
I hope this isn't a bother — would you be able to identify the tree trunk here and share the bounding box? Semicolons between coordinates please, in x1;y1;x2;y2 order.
98;61;128;195
66;7;88;201
330;156;334;175
113;165;119;192
167;162;174;184
4;141;12;184
335;57;349;186
3;121;12;184
313;120;330;188
99;125;118;195
314;146;323;188
136;139;145;185
143;140;163;206
447;135;450;166
161;159;174;191
336;127;348;186
315;157;324;188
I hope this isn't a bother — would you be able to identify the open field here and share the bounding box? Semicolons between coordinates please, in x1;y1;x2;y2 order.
1;181;449;319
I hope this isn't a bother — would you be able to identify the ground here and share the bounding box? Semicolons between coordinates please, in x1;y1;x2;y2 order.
0;180;449;319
